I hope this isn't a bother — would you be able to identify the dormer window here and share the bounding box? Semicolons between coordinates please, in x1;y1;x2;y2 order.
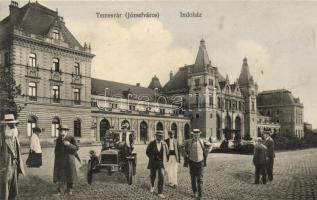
52;30;60;40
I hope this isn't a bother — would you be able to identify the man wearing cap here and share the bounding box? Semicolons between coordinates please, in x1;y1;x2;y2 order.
263;130;275;182
253;137;267;184
0;114;25;200
53;125;80;196
165;130;180;188
183;129;211;199
146;131;169;199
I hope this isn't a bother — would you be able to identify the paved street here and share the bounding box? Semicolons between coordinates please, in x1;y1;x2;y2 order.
16;146;317;200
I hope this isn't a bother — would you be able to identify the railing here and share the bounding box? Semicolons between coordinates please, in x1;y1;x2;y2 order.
71;73;82;85
21;95;90;107
50;70;62;82
26;65;39;78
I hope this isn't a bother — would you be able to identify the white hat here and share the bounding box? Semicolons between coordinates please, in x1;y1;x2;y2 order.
191;129;202;135
1;114;19;124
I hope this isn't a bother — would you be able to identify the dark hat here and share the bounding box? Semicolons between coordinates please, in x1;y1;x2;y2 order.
58;124;70;130
168;130;175;135
155;131;164;136
32;127;41;133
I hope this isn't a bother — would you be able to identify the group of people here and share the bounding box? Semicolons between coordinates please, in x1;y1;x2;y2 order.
253;130;275;184
146;128;212;199
0;113;276;200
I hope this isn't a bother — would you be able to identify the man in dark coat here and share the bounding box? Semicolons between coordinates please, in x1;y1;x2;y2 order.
146;131;168;199
253;137;267;184
53;125;80;195
263;130;275;182
0;114;25;200
183;129;211;199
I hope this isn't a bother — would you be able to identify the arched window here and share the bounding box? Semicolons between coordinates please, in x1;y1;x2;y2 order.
100;119;110;140
28;53;36;67
171;123;178;138
74;119;81;137
74;62;80;75
156;122;163;131
216;115;221;140
27;116;37;136
140;121;148;143
51;117;60;137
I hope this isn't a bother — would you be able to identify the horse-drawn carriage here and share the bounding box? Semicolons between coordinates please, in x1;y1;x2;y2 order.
87;129;137;185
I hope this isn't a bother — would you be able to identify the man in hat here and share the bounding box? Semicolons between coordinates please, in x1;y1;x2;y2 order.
183;129;211;199
53;125;80;195
0;114;25;200
119;123;134;150
165;130;180;188
146;131;169;199
263;129;275;182
253;137;267;184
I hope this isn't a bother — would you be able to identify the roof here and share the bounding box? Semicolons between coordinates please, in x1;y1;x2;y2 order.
148;75;162;89
2;1;83;50
257;89;302;106
162;66;189;93
238;58;252;85
193;39;211;72
91;78;155;101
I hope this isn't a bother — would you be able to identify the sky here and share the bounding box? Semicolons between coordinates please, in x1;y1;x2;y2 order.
0;0;316;128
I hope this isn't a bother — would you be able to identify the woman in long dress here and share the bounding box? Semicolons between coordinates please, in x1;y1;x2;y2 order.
26;127;42;167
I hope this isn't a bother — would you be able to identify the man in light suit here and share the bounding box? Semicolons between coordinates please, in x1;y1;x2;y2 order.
0;114;25;200
263;130;275;182
165;130;181;188
183;129;211;199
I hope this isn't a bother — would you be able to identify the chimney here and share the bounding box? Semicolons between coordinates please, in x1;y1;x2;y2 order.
136;83;140;87
169;70;173;80
9;1;19;22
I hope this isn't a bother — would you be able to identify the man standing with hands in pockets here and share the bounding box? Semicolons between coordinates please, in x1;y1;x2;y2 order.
53;125;80;196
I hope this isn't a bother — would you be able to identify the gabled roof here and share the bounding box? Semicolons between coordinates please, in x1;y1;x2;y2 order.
3;1;83;50
91;78;155;101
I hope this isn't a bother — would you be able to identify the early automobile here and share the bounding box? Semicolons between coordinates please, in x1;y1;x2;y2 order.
87;129;137;185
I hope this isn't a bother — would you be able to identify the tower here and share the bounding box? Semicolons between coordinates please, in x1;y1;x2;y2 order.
238;58;258;138
187;39;217;139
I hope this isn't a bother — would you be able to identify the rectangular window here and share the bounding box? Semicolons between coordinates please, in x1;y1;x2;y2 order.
129;105;135;111
218;97;221;109
112;103;118;109
28;82;37;101
195;93;200;106
4;52;9;68
209;79;213;86
28;53;36;67
252;101;255;111
52;85;60;103
74;88;80;105
194;79;200;87
52;58;60;72
74;62;80;75
160;109;165;115
209;95;213;106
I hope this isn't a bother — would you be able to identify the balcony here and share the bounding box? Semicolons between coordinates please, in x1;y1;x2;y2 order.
71;73;82;85
50;70;62;82
25;65;39;79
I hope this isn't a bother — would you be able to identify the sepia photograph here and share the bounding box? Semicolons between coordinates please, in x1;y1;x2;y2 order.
0;0;316;199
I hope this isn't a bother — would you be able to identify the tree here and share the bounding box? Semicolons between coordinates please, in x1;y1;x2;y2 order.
0;51;21;120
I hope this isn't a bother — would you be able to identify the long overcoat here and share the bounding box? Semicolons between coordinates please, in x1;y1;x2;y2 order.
53;135;79;183
0;125;25;200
